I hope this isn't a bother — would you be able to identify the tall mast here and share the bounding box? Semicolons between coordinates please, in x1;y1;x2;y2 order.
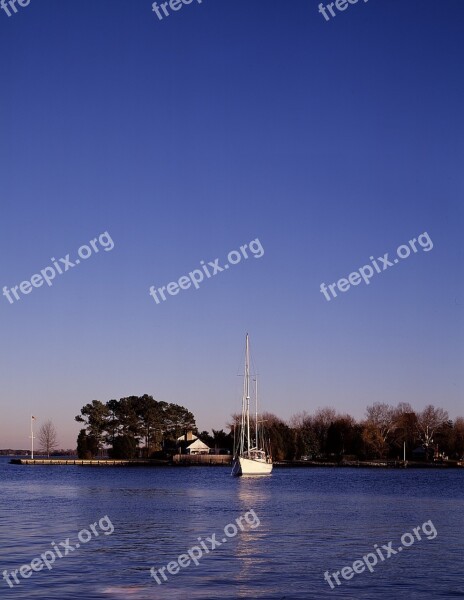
240;349;246;454
245;334;250;453
30;415;35;460
255;376;258;448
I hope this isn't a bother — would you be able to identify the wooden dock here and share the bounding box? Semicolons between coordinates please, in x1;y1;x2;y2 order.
172;455;232;466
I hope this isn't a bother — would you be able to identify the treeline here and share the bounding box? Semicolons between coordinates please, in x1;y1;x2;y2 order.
75;395;196;459
75;396;464;462
253;403;464;462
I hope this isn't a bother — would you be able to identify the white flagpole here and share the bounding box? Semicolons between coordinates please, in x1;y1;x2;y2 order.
31;416;35;459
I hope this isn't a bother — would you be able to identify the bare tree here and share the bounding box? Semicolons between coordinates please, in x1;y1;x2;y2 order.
38;420;59;458
289;411;312;430
416;405;449;452
362;422;387;458
365;403;396;443
391;404;417;456
451;418;464;458
394;402;414;417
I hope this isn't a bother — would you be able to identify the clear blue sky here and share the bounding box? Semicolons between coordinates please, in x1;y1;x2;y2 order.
0;0;462;448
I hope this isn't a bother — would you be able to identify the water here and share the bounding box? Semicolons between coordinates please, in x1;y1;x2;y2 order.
0;458;462;599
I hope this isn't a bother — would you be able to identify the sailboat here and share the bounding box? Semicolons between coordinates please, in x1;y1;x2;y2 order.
231;334;273;476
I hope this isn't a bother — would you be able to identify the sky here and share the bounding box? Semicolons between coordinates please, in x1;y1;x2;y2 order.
0;0;462;449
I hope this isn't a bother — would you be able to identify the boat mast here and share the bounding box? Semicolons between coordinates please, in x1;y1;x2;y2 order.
240;349;246;455
30;415;35;460
245;334;251;454
255;376;258;449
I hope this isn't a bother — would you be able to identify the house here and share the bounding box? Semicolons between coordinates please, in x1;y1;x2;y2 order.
186;439;210;455
176;431;200;455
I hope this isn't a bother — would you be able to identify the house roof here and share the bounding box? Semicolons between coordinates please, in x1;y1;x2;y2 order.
187;439;210;450
177;433;198;442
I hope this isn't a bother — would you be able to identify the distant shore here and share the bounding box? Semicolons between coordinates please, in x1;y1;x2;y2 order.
9;457;464;468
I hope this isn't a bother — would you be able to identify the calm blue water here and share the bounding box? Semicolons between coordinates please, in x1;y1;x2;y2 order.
0;458;462;599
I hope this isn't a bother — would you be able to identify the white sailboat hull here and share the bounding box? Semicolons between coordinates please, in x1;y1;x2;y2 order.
232;456;273;476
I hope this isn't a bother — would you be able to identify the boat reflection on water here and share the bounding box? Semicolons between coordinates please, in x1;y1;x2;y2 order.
231;478;272;598
230;511;269;598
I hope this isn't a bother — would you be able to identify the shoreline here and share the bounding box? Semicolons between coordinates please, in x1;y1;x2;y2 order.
9;458;464;469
